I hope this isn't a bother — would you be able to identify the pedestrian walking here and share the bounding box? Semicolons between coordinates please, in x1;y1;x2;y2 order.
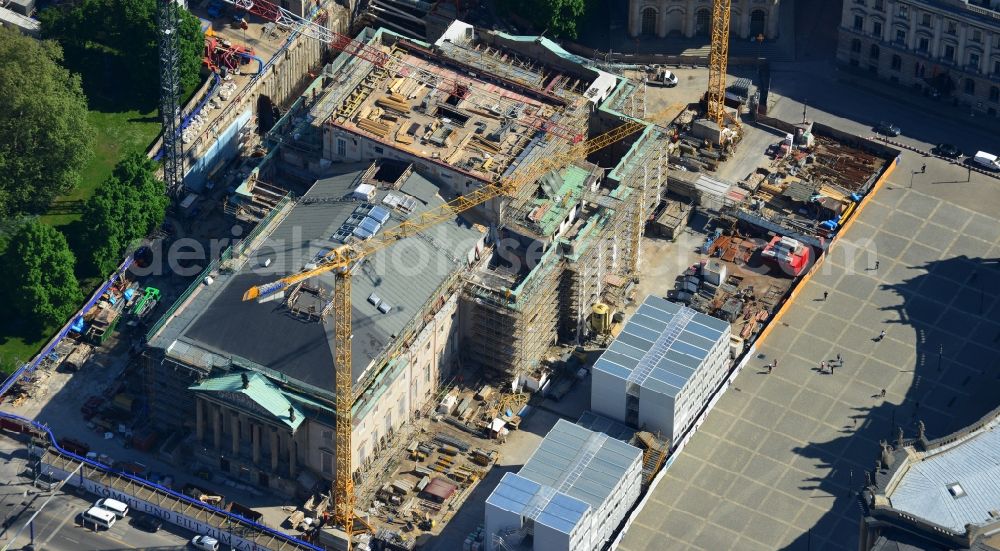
836;353;842;365
853;417;857;429
880;388;887;397
877;329;886;341
821;361;827;373
767;364;772;374
875;260;880;270
823;291;829;301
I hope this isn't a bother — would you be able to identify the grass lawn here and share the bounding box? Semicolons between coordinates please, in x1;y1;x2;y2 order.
0;111;159;375
0;45;162;375
39;109;161;229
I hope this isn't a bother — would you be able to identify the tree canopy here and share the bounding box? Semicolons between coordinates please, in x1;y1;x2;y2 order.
81;153;169;276
39;0;204;103
0;27;93;217
0;220;83;333
504;0;587;39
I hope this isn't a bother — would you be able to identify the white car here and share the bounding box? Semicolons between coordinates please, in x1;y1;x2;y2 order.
191;535;220;551
972;151;1000;171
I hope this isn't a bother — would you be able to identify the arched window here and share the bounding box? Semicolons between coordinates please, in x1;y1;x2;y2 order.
990;86;999;103
695;8;711;35
750;9;767;36
641;7;657;36
891;55;901;70
870;44;880;59
851;39;862;53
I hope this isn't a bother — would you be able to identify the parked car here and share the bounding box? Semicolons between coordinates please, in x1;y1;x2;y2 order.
191;535;220;551
132;513;163;533
94;498;128;519
972;151;1000;171
933;143;962;158
874;121;901;136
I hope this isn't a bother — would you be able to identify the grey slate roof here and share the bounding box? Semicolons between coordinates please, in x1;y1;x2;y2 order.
593;295;729;398
888;415;1000;532
486;419;641;536
151;165;484;391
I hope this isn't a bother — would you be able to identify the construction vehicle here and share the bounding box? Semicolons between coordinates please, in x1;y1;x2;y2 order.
130;287;161;319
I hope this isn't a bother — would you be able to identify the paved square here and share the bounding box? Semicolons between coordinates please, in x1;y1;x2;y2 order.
618;174;1000;550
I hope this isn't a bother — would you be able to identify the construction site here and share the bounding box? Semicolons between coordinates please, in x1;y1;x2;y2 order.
0;1;901;549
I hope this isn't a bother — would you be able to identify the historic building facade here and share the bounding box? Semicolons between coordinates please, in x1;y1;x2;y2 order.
628;0;781;40
836;0;1000;117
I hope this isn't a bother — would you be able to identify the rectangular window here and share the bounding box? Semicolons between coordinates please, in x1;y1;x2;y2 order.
969;53;980;70
321;451;333;475
854;15;864;31
374;146;384;154
873;0;884;10
872;21;881;37
920;13;931;27
994;60;1000;74
945;20;956;35
895;29;906;44
322;430;333;442
358;440;368;464
398;399;406;418
944;44;955;61
425;364;431;383
336;138;346;157
918;37;929;52
972;29;982;43
897;4;907;17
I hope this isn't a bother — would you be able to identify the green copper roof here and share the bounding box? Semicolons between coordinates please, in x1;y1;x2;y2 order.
190;372;305;431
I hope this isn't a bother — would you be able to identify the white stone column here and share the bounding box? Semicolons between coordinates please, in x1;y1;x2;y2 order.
270;429;279;472
195;398;204;442
252;424;261;465
212;405;222;450
231;413;240;455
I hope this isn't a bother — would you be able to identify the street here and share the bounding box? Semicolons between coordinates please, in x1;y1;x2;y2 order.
0;438;194;551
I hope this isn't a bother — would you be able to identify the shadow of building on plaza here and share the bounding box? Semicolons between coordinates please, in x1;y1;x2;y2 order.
780;255;1000;551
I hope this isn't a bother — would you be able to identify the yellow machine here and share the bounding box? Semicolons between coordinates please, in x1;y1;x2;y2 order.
707;0;732;127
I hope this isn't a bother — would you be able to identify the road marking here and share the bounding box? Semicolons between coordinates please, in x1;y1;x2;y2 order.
39;505;77;547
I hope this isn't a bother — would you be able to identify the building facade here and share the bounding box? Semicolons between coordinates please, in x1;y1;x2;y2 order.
837;0;1000;118
484;419;642;551
628;0;781;39
592;295;732;444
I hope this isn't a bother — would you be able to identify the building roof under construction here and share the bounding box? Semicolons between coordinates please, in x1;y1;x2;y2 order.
149;164;485;394
314;22;616;184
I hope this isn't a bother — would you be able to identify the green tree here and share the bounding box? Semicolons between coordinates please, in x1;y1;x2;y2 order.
0;220;83;333
504;0;587;39
81;153;168;276
0;27;93;217
39;0;204;101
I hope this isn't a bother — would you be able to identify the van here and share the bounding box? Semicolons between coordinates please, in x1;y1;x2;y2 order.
82;506;117;530
94;497;129;519
972;151;1000;171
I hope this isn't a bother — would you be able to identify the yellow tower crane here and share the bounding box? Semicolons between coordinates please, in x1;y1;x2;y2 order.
241;118;652;549
707;0;732;126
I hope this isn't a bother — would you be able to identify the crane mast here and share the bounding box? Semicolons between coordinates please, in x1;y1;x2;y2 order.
158;0;184;195
707;0;732;126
